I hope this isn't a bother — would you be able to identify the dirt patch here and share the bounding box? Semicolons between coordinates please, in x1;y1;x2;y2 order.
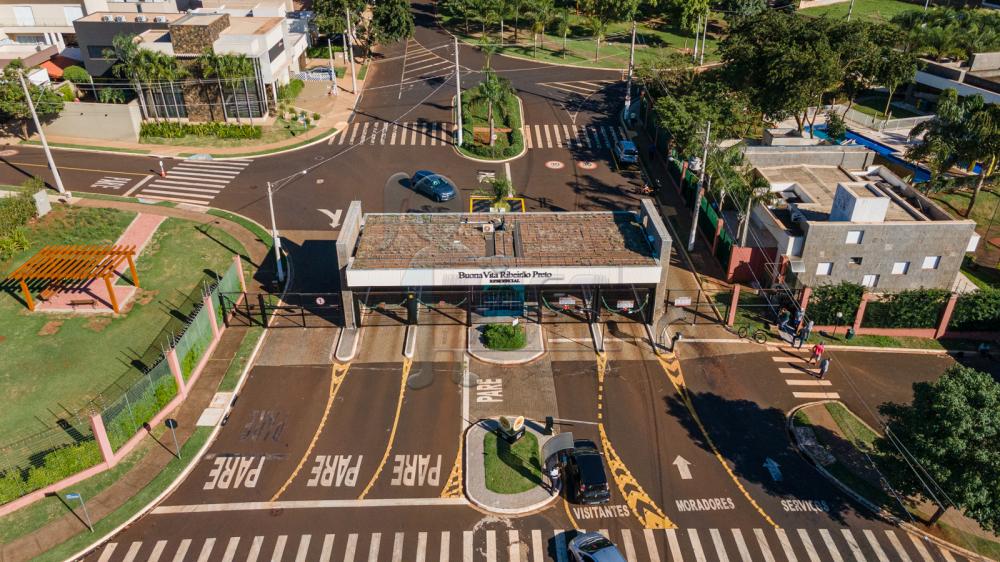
84;316;112;332
0;334;6;343
136;289;158;306
38;320;63;336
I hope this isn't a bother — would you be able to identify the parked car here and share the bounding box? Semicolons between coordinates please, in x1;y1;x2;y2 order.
411;170;458;202
565;439;611;504
568;532;627;562
303;66;335;80
613;139;639;165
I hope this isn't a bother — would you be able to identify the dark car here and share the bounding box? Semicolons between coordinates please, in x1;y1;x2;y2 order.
568;532;627;562
411;170;458;202
566;439;611;504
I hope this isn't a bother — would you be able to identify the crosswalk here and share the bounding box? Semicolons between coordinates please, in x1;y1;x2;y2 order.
135;159;252;206
92;526;972;562
334;121;626;151
538;80;617;97
401;38;453;89
771;354;841;401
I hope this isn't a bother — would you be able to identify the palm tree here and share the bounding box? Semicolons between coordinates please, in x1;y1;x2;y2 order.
556;7;571;58
585;15;608;62
478;68;508;148
916;24;964;62
197;49;234;123
529;0;554;58
217;53;256;120
105;34;151;119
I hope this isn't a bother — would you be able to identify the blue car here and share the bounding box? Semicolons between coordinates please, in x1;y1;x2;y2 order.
411;170;458;202
614;140;639;165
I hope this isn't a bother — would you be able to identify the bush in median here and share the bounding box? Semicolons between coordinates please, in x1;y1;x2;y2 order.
483;323;526;350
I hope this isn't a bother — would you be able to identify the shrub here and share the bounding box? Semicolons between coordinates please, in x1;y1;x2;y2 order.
0;440;103;502
57;83;76;102
0;227;30;261
825;111;847;143
862;288;950;329
62;65;91;85
482;323;526;350
950;288;1000;331
141;122;262;139
98;87;126;104
312;112;321;121
808;282;864;325
278;79;305;102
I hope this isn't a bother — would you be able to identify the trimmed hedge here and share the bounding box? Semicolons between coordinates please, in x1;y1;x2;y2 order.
0;180;39;261
140;122;262;140
482;323;526;350
807;282;864;325
862;288;950;329
950;288;1000;331
0;440;103;503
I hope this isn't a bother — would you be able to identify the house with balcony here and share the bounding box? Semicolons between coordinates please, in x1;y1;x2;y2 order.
736;145;979;293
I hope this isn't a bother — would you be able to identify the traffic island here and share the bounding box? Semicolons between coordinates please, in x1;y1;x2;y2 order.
454;75;526;162
468;322;545;364
791;401;1000;560
464;418;558;515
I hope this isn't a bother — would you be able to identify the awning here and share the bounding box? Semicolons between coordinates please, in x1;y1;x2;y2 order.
541;432;574;462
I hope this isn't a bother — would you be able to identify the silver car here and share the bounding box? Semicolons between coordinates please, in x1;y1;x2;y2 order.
568;532;627;562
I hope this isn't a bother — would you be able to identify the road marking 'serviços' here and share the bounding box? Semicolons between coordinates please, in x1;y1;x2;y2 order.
358;358;412;499
654;352;779;528
269;363;351;501
595;353;676;530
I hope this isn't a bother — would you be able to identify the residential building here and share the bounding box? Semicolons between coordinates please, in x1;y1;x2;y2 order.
914;52;1000;105
739;145;979;292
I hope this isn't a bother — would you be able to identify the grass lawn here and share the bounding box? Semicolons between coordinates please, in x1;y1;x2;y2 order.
483;430;543;494
443;14;719;69
799;0;921;23
824;402;878;451
962;260;1000;289
459;85;524;160
218;326;264;392
0;211;246;446
852;94;923;119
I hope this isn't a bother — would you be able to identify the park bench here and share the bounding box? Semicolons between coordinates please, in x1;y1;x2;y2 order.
69;298;96;308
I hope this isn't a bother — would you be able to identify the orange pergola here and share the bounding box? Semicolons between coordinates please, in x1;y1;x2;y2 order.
6;244;139;314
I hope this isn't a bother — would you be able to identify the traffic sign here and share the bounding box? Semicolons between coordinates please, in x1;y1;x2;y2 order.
65;493;80;500
165;418;178;429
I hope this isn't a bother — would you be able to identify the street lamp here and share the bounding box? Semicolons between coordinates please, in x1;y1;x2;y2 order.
833;311;844;339
265;170;307;285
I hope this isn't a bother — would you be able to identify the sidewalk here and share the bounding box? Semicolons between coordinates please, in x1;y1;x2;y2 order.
0;201;273;562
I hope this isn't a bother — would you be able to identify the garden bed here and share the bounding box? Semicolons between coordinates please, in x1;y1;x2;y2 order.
483;431;543;494
458;81;524;161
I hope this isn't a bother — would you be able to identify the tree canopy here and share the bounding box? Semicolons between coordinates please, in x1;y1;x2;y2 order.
371;0;415;44
877;365;1000;531
0;60;65;139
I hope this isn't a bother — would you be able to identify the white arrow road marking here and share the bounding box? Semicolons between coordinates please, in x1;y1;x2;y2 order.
672;456;693;480
318;209;342;228
763;458;782;481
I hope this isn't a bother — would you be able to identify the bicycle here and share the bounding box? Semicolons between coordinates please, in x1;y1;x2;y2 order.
736;323;769;344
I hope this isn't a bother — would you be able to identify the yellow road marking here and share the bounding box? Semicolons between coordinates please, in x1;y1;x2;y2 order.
9;161;150;177
595;353;676;530
656;353;779;528
270;363;350;501
358;358;412;499
439;436;464;498
563;497;581;529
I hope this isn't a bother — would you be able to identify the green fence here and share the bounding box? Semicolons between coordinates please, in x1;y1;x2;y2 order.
101;358;178;451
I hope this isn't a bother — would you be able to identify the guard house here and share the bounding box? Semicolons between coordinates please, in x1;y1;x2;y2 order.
335;200;671;328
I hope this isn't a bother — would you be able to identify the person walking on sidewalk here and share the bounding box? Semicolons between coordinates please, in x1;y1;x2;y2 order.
548;464;562;496
817;357;831;379
808;342;825;364
792;325;805;349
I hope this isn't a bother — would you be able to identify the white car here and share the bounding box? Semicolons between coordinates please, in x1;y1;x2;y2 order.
568;532;627;562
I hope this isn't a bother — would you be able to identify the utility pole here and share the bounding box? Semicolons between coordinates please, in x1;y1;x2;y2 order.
454;36;463;147
345;8;357;93
692;15;701;63
327;36;338;96
847;0;856;21
923;0;930;10
700;14;708;66
623;20;637;123
18;70;65;194
266;182;285;283
687;120;711;252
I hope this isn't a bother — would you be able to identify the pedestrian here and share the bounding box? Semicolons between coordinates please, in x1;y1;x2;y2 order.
792;325;805;349
808;342;825;364
548;464;561;495
793;308;803;330
818;357;831;379
802;319;814;343
778;308;791;333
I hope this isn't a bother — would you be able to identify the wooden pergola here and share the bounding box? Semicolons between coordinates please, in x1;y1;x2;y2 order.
6;244;139;313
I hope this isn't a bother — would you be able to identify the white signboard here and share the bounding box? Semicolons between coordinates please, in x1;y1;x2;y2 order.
674;296;692;307
558;296;576;307
346;265;662;288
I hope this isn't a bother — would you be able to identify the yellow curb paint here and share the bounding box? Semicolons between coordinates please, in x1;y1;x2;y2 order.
655;353;779;528
595;352;675;530
440;436;464;499
270;362;350;501
358;358;412;500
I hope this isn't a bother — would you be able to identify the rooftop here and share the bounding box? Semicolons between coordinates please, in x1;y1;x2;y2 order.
222;16;283;35
351;212;658;270
77;11;184;22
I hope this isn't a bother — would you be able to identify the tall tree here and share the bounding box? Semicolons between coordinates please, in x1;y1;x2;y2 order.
555;7;571;57
371;0;415;45
528;0;555;57
877;48;918;119
877;365;1000;530
0;60;64;139
105;33;151;118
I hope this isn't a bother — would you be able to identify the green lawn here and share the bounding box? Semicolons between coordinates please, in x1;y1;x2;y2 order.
459;84;524;160
852;94;923;119
444;14;719;69
799;0;921;23
0;211;246;446
824;402;878;451
483;430;543;494
218;326;264;392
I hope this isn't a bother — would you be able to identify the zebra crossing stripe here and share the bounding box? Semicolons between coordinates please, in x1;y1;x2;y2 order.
732;529;752;562
196;537;215;562
665;529;684;561
320;535;335;562
908;535;935;562
775;529;798;562
161;172;231;183
149;540;167;562
441;532;451;562
841;530;865;562
391;532;404;562
689;529;707;562
146;184;220;194
486;530;497;562
533;530;544;562
579;126;590;148
621;529;637;562
296;535;312;562
416;532;427;562
172;539;191;562
554;529;568;562
221;537;240;562
543;124;552;147
754;528;777;562
710;529;730;562
247;536;263;562
799;529;822;562
599;127;612;149
97;543;117;562
643;529;661;562
819;529;844;562
339;127;349;144
122;542;141;562
508;530;520;562
367;533;381;562
524;126;532;149
344;534;359;562
271;535;287;562
792;391;841;399
939;548;958;562
785;380;832;386
464;531;474;562
885;531;913;561
390;123;398;145
552;125;562;147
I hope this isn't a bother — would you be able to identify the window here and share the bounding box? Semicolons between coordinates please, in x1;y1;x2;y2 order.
846;230;864;244
922;256;942;270
13;6;35;26
87;45;113;59
862;274;879;288
816;262;833;276
892;261;910;275
63;6;83;24
848;257;863;266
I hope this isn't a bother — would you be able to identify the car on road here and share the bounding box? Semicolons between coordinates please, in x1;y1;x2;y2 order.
568;532;627;562
566;439;611;504
613;139;639;166
411;170;458;202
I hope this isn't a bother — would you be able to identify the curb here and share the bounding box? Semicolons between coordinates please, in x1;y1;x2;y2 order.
195;127;342;161
466;324;545;365
450;95;528;164
64;212;289;562
786;402;991;562
770;343;952;355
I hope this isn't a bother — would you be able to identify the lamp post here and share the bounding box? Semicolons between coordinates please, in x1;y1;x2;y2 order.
327;36;338;96
833;311;844;339
455;36;463;147
623;20;636;123
266;182;285;284
18;70;65;194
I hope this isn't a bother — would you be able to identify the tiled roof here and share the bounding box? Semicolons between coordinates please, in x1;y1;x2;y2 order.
351;212;656;269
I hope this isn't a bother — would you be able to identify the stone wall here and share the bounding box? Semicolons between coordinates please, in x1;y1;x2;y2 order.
169;14;229;55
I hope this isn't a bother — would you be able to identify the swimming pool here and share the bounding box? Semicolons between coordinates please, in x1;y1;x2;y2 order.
808;126;931;183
